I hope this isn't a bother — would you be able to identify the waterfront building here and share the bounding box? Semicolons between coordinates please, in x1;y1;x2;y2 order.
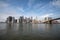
23;17;33;23
12;17;15;23
6;16;12;23
14;19;17;23
32;19;38;24
30;17;33;23
19;16;24;23
27;17;29;23
24;17;27;23
6;16;15;23
17;19;19;23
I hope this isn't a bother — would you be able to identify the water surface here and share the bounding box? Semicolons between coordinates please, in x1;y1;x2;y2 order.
0;23;60;40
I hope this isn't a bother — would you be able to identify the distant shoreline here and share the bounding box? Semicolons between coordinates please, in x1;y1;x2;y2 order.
0;22;60;24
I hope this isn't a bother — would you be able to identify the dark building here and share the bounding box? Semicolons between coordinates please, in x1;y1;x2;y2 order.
8;16;12;22
19;16;24;23
14;19;17;23
6;16;15;23
30;17;33;22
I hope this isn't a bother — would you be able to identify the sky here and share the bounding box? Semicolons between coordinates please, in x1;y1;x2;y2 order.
0;0;60;22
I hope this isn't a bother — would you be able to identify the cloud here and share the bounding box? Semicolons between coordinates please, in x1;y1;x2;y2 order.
17;7;24;12
39;13;53;20
24;13;53;20
0;12;21;22
0;1;22;22
33;3;42;9
0;0;59;22
52;0;60;7
28;0;35;8
41;13;53;18
0;1;9;8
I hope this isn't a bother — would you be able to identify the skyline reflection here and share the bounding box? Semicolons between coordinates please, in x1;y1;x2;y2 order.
0;23;60;40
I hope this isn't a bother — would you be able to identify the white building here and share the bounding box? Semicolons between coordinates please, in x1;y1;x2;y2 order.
17;19;19;23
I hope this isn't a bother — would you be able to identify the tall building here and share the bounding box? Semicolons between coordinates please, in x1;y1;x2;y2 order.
24;17;27;23
23;17;33;23
12;17;15;23
19;16;24;23
17;19;19;23
6;16;15;23
27;18;30;23
14;19;17;23
30;17;33;23
6;16;33;23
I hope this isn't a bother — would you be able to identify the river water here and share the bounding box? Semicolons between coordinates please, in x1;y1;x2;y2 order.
0;23;60;40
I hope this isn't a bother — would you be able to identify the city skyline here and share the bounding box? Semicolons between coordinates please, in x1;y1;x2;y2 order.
0;0;60;22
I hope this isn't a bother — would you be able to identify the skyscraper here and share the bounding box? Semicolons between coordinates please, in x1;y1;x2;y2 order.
19;16;24;23
6;16;15;23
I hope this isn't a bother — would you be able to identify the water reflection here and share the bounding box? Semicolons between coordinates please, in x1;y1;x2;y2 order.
32;24;39;33
0;23;7;35
23;23;32;34
45;24;52;32
6;23;33;35
0;23;60;40
5;23;59;37
6;23;15;36
26;23;32;33
18;23;23;34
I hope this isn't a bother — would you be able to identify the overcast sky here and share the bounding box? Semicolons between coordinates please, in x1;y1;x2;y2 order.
0;0;60;22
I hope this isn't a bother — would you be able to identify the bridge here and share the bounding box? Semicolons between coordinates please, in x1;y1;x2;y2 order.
43;18;60;24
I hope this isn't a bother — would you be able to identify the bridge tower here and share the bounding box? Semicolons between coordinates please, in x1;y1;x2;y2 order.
44;17;52;24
